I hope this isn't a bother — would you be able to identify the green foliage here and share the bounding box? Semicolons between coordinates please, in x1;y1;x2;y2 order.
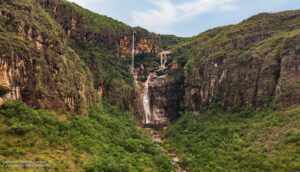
163;108;300;171
0;101;174;171
70;40;135;111
160;35;189;49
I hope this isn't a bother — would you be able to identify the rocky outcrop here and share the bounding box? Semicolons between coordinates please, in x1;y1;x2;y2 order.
275;35;300;106
0;57;24;104
120;36;160;57
0;0;96;113
37;0;161;57
148;71;184;125
37;0;161;111
135;58;184;126
174;10;300;111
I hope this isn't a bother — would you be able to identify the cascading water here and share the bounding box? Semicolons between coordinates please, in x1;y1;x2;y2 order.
143;73;152;124
160;55;167;69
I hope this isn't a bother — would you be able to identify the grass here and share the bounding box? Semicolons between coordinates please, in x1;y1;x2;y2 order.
0;101;175;171
163;108;300;171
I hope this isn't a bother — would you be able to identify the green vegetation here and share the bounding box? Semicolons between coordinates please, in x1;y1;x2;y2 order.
160;35;188;49
0;101;174;171
163;108;300;171
70;41;135;111
167;9;300;111
0;0;97;113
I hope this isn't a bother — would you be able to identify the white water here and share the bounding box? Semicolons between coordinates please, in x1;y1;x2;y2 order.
160;55;167;69
143;73;152;124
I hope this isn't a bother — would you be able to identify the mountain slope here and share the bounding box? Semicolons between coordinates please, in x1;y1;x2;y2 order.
0;0;96;114
0;0;176;171
0;0;162;112
168;10;300;111
38;0;161;111
164;107;300;171
159;9;300;171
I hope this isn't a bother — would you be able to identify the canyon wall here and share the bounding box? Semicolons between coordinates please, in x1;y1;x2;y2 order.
37;0;161;111
38;0;161;57
173;10;300;111
134;55;184;126
0;0;96;113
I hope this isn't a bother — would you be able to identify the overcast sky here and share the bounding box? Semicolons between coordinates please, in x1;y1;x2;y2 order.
68;0;300;37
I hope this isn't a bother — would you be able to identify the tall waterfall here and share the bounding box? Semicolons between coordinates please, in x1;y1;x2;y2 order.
143;73;152;124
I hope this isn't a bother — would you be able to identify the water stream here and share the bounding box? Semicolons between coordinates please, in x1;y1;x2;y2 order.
160;56;167;69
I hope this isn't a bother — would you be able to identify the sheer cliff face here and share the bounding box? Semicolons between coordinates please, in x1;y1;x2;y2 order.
135;75;184;126
0;0;95;113
120;35;160;57
175;10;300;111
148;71;184;125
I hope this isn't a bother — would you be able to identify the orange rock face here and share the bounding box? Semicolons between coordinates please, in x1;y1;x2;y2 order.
119;36;161;57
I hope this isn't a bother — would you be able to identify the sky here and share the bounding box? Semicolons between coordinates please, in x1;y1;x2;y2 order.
68;0;300;37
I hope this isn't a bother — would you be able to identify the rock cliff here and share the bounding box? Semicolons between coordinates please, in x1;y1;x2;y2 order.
37;0;161;110
134;54;184;126
170;10;300;111
0;0;96;114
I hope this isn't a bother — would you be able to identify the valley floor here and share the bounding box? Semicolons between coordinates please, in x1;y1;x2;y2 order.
1;100;299;172
143;128;186;172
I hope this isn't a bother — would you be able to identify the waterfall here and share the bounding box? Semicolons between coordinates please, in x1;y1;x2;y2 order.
160;51;170;69
143;73;152;124
160;56;167;69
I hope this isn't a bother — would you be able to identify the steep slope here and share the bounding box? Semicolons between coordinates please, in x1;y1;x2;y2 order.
159;10;300;171
168;10;300;111
0;0;96;114
0;0;176;171
38;0;161;110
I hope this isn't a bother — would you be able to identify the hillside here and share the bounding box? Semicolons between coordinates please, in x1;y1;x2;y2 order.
0;0;96;114
0;0;175;171
0;0;161;112
157;9;300;171
0;101;174;171
166;10;300;111
0;0;300;171
164;107;300;171
38;0;161;111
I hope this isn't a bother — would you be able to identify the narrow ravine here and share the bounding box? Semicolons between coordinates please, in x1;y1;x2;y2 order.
139;72;186;171
134;51;185;171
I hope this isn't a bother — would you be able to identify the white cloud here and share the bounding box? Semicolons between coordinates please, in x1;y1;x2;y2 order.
131;0;238;33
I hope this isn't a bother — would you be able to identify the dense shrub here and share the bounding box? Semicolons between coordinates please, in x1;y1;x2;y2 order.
0;101;174;171
164;108;300;171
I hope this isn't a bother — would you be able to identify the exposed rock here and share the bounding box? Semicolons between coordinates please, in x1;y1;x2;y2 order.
275;35;300;106
135;59;184;126
0;0;96;114
173;10;300;111
148;72;184;125
120;36;160;57
38;0;161;57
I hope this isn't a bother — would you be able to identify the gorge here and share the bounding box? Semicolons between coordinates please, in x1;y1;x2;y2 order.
0;0;299;171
